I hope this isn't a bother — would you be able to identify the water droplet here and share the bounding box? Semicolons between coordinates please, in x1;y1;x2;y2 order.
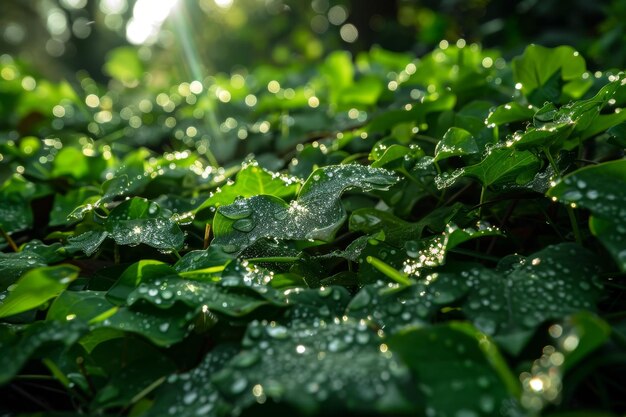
479;395;495;413
232;351;260;368
183;391;198;404
273;209;288;220
233;218;255;232
231;377;248;394
266;325;288;339
563;189;584;201
350;290;371;310
222;244;240;253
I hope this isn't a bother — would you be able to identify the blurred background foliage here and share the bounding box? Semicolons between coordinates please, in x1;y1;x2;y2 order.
1;0;624;85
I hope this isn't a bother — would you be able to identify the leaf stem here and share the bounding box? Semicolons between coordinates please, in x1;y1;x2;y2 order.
543;147;582;245
478;186;486;218
0;226;19;252
366;256;412;286
203;224;211;249
566;205;583;245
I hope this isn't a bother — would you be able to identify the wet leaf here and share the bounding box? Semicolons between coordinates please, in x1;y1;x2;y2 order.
0;320;87;385
460;244;602;353
212;164;398;253
195;161;301;219
512;45;589;105
210;318;416;415
548;159;626;271
0;265;80;318
434;127;479;162
389;322;521;417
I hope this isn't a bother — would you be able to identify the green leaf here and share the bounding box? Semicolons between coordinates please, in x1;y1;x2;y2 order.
69;198;185;255
0;174;35;233
347;275;464;333
50;147;90;180
195;161;301;220
519;312;611;412
0;320;87;385
388;322;520;417
366;91;456;133
106;198;184;250
434;127;479;162
104;46;144;84
322;51;354;91
107;260;178;305
48;290;116;323
49;187;99;226
49;290;194;347
462;147;542;187
547;159;626;270
512;45;588;105
210;318;416;415
65;229;108;256
0;240;65;291
92;347;176;409
338;75;383;106
212;164;398;253
126;278;274;317
0;265;80;318
349;204;466;245
144;344;239;417
461;244;602;353
487;102;536;126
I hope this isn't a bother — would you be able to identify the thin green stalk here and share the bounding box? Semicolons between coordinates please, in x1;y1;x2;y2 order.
478;186;486;218
566;205;583;244
543;147;582;245
366;256;413;286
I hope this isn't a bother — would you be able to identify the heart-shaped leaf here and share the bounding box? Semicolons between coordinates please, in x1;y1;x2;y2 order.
212;164;398;253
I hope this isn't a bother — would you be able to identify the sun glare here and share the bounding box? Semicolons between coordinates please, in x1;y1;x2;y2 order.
126;0;179;45
214;0;233;8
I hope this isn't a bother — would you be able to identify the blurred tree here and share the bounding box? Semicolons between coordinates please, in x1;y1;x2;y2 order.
0;0;622;84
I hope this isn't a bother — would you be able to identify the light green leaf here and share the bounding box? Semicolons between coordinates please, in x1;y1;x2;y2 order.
434;127;479;162
195;162;301;219
512;45;588;105
486;102;536;126
462;147;542;187
104;46;144;84
0;265;80;318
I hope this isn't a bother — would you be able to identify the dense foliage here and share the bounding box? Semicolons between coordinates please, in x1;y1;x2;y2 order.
1;40;626;416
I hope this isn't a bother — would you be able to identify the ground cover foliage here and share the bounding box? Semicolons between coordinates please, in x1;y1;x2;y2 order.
1;41;626;416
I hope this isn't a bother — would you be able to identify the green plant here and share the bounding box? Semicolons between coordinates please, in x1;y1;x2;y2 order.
1;42;625;416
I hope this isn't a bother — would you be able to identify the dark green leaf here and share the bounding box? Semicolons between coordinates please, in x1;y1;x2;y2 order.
212;164;398;253
388;322;520;417
547;159;626;270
